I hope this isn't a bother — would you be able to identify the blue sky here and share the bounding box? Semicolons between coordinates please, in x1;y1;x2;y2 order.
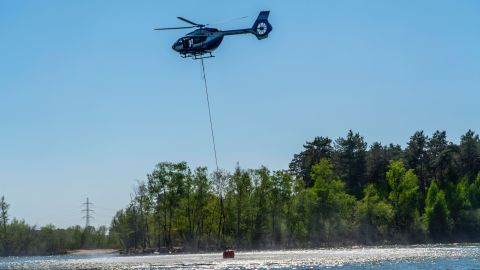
1;1;479;228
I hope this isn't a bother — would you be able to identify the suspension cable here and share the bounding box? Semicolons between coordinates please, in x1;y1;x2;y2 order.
200;58;219;171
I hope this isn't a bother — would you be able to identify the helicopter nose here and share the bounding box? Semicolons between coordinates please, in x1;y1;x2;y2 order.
172;42;181;52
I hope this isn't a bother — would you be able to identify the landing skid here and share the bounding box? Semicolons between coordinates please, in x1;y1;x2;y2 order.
181;52;214;60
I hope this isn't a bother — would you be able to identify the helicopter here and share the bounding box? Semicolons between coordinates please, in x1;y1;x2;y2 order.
155;11;272;59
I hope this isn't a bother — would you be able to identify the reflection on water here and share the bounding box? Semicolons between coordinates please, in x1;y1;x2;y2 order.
0;244;479;270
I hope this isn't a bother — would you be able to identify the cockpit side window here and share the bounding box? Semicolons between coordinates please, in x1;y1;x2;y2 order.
193;36;207;44
182;38;191;48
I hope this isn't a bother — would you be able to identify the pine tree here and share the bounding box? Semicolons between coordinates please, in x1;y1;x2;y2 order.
405;131;429;193
334;130;367;198
367;142;389;195
289;136;333;187
460;130;480;180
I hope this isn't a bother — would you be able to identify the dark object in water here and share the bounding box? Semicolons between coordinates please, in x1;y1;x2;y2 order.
223;249;235;258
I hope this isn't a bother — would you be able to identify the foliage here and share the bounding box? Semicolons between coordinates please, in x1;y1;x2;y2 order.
333;130;367;198
3;130;480;256
405;131;429;193
289;136;333;187
388;162;421;231
469;173;480;208
459;130;480;179
0;208;115;257
355;184;394;243
0;196;10;256
310;159;356;242
423;181;452;240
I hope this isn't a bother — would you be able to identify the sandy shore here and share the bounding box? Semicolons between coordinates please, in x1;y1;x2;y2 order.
68;249;119;255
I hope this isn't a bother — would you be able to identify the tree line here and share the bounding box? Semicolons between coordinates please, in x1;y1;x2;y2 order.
1;129;480;256
0;196;116;256
110;130;480;253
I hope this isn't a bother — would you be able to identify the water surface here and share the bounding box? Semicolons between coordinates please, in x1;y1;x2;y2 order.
0;244;479;269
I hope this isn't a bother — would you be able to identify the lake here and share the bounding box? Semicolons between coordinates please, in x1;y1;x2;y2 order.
0;244;479;269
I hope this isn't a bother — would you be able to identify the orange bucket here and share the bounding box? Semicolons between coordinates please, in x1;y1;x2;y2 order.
223;249;235;258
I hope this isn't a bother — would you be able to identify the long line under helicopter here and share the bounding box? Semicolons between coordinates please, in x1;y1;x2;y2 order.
200;58;219;172
156;11;272;171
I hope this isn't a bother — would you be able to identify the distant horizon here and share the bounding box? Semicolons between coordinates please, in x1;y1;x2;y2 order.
1;1;479;228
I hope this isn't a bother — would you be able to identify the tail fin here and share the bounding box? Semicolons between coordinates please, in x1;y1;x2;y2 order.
252;11;272;40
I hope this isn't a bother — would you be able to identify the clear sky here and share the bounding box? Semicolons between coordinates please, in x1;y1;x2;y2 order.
1;1;479;228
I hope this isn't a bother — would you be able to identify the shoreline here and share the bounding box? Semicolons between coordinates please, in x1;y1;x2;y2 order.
2;243;478;258
3;245;479;269
65;242;480;257
67;249;119;256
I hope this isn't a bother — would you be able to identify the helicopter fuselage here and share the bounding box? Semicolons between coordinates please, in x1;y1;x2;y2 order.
159;11;272;59
172;28;225;57
172;28;257;58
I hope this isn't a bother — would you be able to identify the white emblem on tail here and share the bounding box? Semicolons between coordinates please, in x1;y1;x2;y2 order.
256;22;267;35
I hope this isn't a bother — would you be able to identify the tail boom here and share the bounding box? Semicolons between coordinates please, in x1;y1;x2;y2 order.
220;11;272;39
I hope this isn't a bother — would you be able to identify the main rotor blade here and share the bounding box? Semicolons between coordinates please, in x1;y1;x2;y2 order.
154;26;196;30
177;17;204;27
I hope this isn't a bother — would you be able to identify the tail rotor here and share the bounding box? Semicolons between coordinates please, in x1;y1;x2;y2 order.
252;11;272;40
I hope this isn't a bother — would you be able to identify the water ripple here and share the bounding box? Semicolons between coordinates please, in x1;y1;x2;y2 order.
0;244;479;270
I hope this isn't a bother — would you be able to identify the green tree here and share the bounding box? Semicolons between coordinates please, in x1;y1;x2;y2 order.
229;165;253;246
387;161;421;234
459;130;480;179
446;176;471;220
147;162;189;248
212;169;229;247
7;219;34;256
311;159;356;242
469;172;480;208
289;181;315;245
405;131;429;193
355;184;394;243
131;181;150;251
385;143;403;162
334;130;367;198
147;163;168;249
454;175;480;239
191;166;211;249
67;225;83;250
0;196;9;256
289;136;333;187
110;209;131;251
424;180;452;240
179;169;194;245
251;167;272;248
427;131;454;186
39;225;62;255
366;142;389;195
269;170;292;246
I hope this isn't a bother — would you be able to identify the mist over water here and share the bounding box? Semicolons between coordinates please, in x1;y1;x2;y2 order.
0;244;479;270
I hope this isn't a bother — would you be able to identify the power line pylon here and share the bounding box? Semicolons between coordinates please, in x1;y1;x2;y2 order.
82;197;94;228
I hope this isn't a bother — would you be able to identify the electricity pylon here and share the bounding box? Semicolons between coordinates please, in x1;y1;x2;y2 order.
82;197;94;228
